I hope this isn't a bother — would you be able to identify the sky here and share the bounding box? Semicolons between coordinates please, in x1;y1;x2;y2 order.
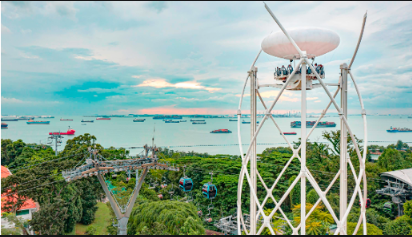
1;1;412;115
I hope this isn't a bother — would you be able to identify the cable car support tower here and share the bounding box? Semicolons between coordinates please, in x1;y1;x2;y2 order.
237;3;368;235
62;144;179;235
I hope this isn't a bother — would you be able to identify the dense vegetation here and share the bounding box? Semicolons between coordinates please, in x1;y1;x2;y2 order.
1;132;411;235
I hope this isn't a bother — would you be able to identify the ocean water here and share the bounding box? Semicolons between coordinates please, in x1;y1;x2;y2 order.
1;116;411;156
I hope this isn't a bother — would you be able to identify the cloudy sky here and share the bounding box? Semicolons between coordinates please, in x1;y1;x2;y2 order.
1;1;411;115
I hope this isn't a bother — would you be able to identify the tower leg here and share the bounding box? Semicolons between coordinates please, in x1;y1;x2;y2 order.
300;58;307;235
340;63;348;235
250;67;257;235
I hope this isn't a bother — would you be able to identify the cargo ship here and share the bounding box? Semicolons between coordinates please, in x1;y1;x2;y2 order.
180;120;187;122
96;117;111;120
60;118;73;121
165;120;179;123
192;121;206;124
290;121;336;128
1;118;18;121
17;116;35;120
229;119;238;121
242;121;251;124
133;118;146;122
49;127;75;135
283;132;297;135
153;115;183;120
27;120;50;125
190;119;206;122
81;120;94;123
387;127;412;133
211;129;232;133
1;123;8;128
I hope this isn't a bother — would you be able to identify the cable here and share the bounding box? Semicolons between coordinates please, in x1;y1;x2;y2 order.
2;173;62;191
2;179;66;197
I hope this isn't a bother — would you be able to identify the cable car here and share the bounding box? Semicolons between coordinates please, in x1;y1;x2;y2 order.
202;183;217;199
179;166;193;192
383;202;395;214
179;177;193;192
202;171;217;199
359;198;371;208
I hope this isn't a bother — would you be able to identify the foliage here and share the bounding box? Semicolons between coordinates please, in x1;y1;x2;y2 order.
383;215;412;235
85;225;97;235
128;200;205;235
1;212;31;235
347;222;383;235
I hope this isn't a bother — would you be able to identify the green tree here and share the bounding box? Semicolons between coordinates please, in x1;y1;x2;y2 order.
384;215;412;235
347;222;383;235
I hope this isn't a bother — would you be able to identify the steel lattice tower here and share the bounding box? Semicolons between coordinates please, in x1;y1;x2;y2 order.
237;3;369;235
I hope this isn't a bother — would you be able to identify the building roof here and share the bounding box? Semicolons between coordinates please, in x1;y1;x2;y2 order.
381;168;412;186
1;166;37;214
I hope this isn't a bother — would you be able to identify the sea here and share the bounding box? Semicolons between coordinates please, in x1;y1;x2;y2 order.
1;116;411;156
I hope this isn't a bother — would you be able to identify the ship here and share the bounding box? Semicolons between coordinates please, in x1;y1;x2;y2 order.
49;127;75;135
229;119;238;121
81;120;94;123
192;121;206;124
211;129;232;133
290;121;336;128
180;120;187;122
133;118;146;122
386;127;412;133
165;120;179;123
1;123;8;128
17;116;35;120
60;118;73;121
153;115;183;120
27;120;50;125
190;119;206;122
1;118;18;121
96;117;111;120
283;132;297;135
242;121;251;124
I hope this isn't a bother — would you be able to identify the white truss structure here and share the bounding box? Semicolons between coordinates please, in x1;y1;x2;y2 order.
237;3;369;235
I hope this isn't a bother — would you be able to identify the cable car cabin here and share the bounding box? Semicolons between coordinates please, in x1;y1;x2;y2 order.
202;183;217;199
359;198;371;208
179;177;193;192
383;202;395;214
273;65;325;90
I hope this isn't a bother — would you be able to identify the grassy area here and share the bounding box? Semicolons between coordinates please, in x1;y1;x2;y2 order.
68;202;112;235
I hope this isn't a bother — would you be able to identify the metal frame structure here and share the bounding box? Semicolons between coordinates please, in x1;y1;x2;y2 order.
237;3;368;235
62;145;179;235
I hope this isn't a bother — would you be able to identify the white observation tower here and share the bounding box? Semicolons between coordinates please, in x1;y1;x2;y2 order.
237;3;368;235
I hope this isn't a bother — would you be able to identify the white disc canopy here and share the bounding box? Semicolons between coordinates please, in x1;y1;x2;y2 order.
261;28;340;59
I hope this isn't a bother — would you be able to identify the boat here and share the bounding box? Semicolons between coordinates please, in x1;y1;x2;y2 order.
290;121;336;128
165;120;179;123
192;121;206;124
96;117;111;120
190;119;205;122
153;115;183;120
17;116;35;120
49;127;75;135
1;118;18;121
1;123;8;128
180;120;187;122
60;118;73;121
283;132;297;135
211;129;232;133
133;118;146;122
242;121;251;124
386;127;412;133
27;120;50;125
229;119;238;121
81;120;94;123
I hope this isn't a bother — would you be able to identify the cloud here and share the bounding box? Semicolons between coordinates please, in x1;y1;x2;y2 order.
2;97;24;104
133;78;221;93
119;105;236;115
146;1;168;13
1;24;11;34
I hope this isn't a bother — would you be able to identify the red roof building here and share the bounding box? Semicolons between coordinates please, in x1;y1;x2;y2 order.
1;166;37;214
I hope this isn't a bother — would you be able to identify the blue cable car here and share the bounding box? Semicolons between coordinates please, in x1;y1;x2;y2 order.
202;183;217;199
179;177;193;192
